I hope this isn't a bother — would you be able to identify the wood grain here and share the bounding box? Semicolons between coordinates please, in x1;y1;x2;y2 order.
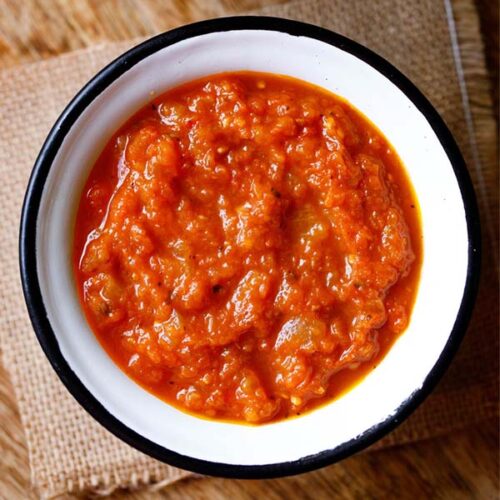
0;0;286;69
0;359;32;499
0;1;497;499
110;421;499;500
1;353;498;500
475;0;499;113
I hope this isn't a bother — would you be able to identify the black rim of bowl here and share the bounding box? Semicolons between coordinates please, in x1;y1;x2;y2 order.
19;16;481;479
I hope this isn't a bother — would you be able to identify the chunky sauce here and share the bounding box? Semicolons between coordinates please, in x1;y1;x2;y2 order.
74;72;422;423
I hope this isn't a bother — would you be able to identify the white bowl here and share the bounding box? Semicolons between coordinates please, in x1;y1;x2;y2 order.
20;17;480;477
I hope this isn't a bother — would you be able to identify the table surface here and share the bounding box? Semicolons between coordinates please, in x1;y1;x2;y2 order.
0;0;498;498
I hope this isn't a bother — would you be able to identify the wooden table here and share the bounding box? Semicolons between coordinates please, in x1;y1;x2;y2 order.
0;1;498;498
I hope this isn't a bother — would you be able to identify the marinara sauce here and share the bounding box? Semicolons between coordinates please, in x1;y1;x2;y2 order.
74;72;422;423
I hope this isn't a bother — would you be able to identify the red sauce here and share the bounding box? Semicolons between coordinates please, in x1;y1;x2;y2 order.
74;72;422;423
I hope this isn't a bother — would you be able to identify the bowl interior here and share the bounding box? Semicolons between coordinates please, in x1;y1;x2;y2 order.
34;28;469;466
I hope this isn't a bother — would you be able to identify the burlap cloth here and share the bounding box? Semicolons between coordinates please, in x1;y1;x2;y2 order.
0;0;497;497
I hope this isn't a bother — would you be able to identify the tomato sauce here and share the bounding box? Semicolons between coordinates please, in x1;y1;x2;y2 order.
74;72;422;423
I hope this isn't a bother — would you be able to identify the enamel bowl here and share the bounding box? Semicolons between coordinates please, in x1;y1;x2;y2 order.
19;17;480;477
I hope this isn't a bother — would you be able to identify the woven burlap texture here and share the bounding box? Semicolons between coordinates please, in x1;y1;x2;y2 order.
0;0;497;497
